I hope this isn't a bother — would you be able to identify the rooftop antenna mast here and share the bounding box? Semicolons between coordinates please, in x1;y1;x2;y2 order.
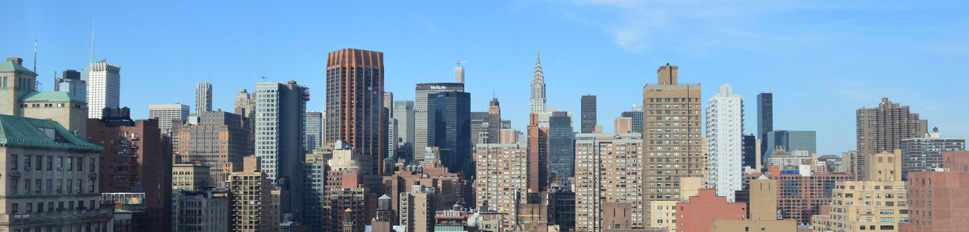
90;18;96;64
33;36;37;73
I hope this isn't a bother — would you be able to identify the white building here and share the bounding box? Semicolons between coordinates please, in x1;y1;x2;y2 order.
148;103;190;134
195;82;212;113
82;60;121;119
705;84;744;202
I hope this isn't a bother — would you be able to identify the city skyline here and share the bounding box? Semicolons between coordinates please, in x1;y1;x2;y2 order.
3;1;969;156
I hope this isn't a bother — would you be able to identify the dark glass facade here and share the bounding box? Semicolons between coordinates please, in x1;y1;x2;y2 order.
548;111;574;178
757;93;773;156
429;91;472;179
742;134;757;170
580;95;596;133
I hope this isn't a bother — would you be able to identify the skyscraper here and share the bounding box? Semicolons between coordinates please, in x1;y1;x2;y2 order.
326;48;386;175
254;80;308;213
474;142;528;231
82;59;121;119
228;156;277;232
394;100;415;161
574;133;645;230
233;89;253;117
621;105;644;134
172;110;252;188
527;113;549;193
642;64;704;204
581;95;596;133
306;111;324;152
414;83;464;163
548;111;574;179
385;92;396;160
428;91;472;178
741;134;758;170
195;82;212;112
705;84;743;202
487;97;502;144
856;97;928;181
454;64;465;83
756;93;772;156
148;103;190;135
531;51;546;114
900;128;965;180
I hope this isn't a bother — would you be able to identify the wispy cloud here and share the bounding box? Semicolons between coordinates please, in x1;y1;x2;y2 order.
403;12;442;36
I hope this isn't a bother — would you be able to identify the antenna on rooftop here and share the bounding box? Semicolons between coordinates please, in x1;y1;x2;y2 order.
33;37;37;73
91;18;96;64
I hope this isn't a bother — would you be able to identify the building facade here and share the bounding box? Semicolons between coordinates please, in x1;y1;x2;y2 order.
195;82;212;113
172;110;251;188
227;156;277;232
811;181;909;232
574;133;645;231
763;130;817;163
705;84;744;202
82;59;121;119
642;64;704;204
326;48;386;175
581;95;596;133
899;151;969;232
757;92;772;156
474;143;528;231
857;98;928;181
428;91;472;179
746;166;852;223
548;111;574;179
394;100;415;161
254;80;308;214
900;130;965;180
531;52;546;114
414;83;464;164
148;103;189;135
305;111;324;152
675;189;747;232
172;190;228;232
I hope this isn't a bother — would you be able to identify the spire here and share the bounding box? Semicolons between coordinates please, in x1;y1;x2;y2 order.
90;18;96;64
531;47;546;113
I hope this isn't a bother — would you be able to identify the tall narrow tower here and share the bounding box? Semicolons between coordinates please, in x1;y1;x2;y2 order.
530;51;546;114
705;84;743;202
642;63;703;203
82;59;121;119
325;48;387;175
196;82;213;112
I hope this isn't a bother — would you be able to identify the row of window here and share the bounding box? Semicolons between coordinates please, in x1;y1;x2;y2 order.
9;178;96;195
9;155;95;172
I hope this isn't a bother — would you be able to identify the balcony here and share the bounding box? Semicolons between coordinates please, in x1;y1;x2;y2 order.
0;208;113;225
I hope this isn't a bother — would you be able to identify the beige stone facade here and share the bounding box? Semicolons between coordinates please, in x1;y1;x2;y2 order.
474;143;528;231
227;156;277;232
575;133;644;231
811;181;909;232
173;163;210;191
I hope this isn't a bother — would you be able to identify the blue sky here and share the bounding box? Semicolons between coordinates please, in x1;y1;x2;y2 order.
2;1;968;155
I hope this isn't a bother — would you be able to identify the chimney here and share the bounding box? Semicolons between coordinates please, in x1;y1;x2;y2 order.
6;57;23;65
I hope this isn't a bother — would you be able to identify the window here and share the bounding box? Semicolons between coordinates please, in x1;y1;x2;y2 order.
67;180;72;193
24;155;31;170
66;158;72;171
24;179;30;194
89;158;95;172
46;179;52;194
11;203;18;214
88;180;94;193
47;156;52;171
11;179;18;194
57;180;62;193
36;156;42;170
57;157;63;171
34;179;41;193
26;203;32;213
76;158;82;171
38;202;43;212
10;154;17;170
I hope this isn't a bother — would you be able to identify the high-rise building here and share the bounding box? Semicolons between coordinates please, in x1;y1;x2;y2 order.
171;110;251;188
322;145;368;232
487;97;502;144
3;58;88;137
400;186;435;232
148;103;189;135
428;91;472;178
414;83;464;163
531;52;546;114
385;92;396;160
172;162;210;191
756;93;772;155
195;82;212;113
55;69;87;99
326;49;386;176
548;111;574;179
621;105;644;134
0;114;115;231
857;97;928;181
234;89;252;116
302;151;329;231
706;84;744;202
763;130;817;164
527;113;550;193
899;151;969;232
88;110;172;232
574;133;645;231
394;100;415;161
454;63;465;83
642;64;704;203
172;190;228;232
900;128;965;180
254;80;308;215
474;142;528;231
581;95;597;133
227;156;277;232
82;59;121;119
742;134;758;170
306;111;324;152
